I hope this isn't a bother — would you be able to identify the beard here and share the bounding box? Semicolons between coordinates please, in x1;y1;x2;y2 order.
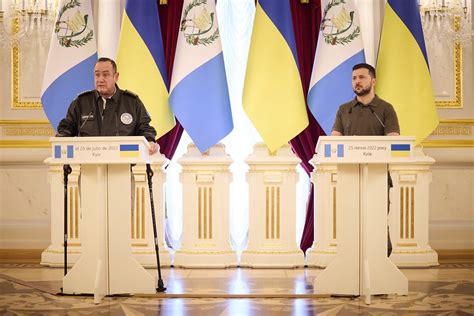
353;85;372;96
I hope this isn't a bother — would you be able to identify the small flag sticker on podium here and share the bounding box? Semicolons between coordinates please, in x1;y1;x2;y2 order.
324;144;344;158
54;145;74;159
120;144;139;158
391;144;411;157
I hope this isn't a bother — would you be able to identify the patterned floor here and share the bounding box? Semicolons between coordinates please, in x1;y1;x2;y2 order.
0;263;473;315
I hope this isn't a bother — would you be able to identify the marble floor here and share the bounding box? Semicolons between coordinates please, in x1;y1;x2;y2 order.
0;262;473;315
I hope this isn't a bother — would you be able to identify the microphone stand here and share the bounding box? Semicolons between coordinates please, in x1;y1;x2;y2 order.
146;164;166;292
62;164;72;278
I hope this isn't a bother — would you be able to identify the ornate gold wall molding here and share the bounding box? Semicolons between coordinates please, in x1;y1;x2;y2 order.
10;16;42;109
3;127;54;136
438;119;474;125
431;119;474;136
0;140;51;148
0;120;51;125
421;140;474;148
0;120;53;146
435;16;463;109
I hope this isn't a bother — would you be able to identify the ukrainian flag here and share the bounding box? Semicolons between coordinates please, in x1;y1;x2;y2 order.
116;0;175;138
391;144;411;157
119;144;139;158
243;0;308;152
376;0;439;145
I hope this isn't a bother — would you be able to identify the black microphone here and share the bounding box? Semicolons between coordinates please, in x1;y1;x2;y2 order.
78;111;93;136
349;107;353;114
368;106;385;128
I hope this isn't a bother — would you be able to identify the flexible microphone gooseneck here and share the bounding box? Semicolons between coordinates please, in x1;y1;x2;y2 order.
368;106;385;128
78;111;93;136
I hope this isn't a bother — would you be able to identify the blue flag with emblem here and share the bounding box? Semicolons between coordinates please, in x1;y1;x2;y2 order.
169;0;233;152
41;0;97;131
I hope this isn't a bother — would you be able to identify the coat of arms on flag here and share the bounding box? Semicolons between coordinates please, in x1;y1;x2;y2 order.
54;0;94;48
180;0;219;46
321;0;361;46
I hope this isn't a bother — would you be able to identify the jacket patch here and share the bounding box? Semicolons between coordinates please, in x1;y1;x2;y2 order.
120;113;133;125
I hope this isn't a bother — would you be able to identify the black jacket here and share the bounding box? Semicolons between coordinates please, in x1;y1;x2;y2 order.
57;87;157;141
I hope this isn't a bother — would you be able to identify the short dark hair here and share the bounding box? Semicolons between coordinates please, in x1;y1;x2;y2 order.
352;63;376;78
96;57;117;73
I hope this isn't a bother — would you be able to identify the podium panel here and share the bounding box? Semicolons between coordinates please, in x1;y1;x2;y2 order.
312;136;410;301
47;137;160;301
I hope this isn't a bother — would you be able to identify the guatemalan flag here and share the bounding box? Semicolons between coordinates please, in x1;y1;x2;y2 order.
169;0;233;153
307;0;365;135
41;0;97;130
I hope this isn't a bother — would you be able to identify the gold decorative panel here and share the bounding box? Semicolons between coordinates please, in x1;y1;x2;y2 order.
198;186;213;239
265;186;281;239
132;187;146;241
399;186;415;240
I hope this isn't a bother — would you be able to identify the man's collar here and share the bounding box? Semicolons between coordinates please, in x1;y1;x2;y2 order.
95;85;121;102
352;94;381;108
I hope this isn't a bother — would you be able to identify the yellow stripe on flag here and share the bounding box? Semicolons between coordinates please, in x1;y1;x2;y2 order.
243;4;308;152
116;13;175;138
120;151;139;158
376;4;439;145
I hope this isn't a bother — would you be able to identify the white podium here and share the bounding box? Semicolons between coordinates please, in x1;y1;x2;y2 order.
46;137;158;302
313;136;409;302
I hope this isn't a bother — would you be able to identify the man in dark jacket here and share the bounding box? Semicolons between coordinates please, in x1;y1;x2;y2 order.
57;57;159;155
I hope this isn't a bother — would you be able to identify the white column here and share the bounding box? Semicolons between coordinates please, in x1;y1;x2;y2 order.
389;147;438;267
240;143;304;268
305;163;338;267
97;0;121;59
173;143;236;268
41;164;82;267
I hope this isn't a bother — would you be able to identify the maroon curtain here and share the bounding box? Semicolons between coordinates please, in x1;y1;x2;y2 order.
289;0;324;254
157;0;184;159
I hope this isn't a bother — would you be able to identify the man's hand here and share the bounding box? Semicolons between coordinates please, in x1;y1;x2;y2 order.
149;142;159;155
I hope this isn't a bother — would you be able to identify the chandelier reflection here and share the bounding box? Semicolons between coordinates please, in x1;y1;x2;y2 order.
0;0;58;49
419;0;471;44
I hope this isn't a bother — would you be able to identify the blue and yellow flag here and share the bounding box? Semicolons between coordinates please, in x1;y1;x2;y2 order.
243;0;308;152
116;0;175;138
376;0;439;145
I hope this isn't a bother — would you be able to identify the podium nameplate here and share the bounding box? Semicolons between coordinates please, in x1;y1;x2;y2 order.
48;136;154;165
315;136;415;164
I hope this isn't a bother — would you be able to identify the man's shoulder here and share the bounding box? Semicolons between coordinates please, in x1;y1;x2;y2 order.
122;89;139;99
373;95;393;108
339;99;356;111
77;90;94;98
72;90;95;104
